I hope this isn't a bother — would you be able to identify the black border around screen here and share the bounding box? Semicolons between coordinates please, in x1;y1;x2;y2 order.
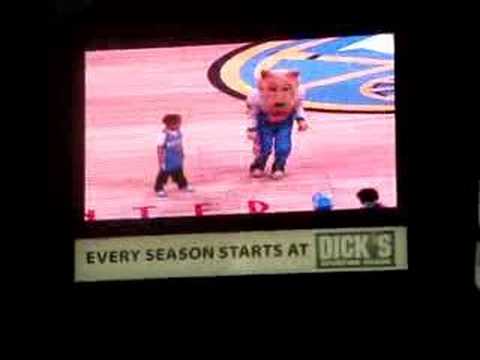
73;25;407;240
49;4;480;304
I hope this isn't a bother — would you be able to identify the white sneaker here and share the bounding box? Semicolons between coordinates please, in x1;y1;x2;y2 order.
182;185;194;192
156;190;167;197
251;169;265;178
271;170;285;180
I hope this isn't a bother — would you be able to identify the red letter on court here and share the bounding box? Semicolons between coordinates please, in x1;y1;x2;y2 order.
194;203;215;217
132;206;156;219
248;200;269;214
85;209;96;221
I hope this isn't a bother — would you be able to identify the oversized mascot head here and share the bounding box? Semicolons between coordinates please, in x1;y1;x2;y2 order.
257;69;301;122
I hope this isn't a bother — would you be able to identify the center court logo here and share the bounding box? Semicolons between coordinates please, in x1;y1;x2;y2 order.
208;34;395;113
315;231;396;268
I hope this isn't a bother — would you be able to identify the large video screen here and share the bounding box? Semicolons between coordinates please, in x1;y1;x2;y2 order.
85;34;396;220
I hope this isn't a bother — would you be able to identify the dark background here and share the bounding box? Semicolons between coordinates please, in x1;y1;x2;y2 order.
48;1;478;308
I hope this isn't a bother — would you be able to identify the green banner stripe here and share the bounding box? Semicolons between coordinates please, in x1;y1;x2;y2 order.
75;227;407;282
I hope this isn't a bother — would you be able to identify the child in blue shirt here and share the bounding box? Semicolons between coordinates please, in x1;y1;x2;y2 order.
154;114;193;197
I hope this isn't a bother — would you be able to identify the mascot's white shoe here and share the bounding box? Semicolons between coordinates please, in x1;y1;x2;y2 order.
271;170;285;180
156;190;167;198
251;169;265;178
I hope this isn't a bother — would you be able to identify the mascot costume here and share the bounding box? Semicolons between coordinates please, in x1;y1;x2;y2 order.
246;69;308;179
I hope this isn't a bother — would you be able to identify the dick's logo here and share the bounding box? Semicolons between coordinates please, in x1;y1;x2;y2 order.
315;231;395;268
